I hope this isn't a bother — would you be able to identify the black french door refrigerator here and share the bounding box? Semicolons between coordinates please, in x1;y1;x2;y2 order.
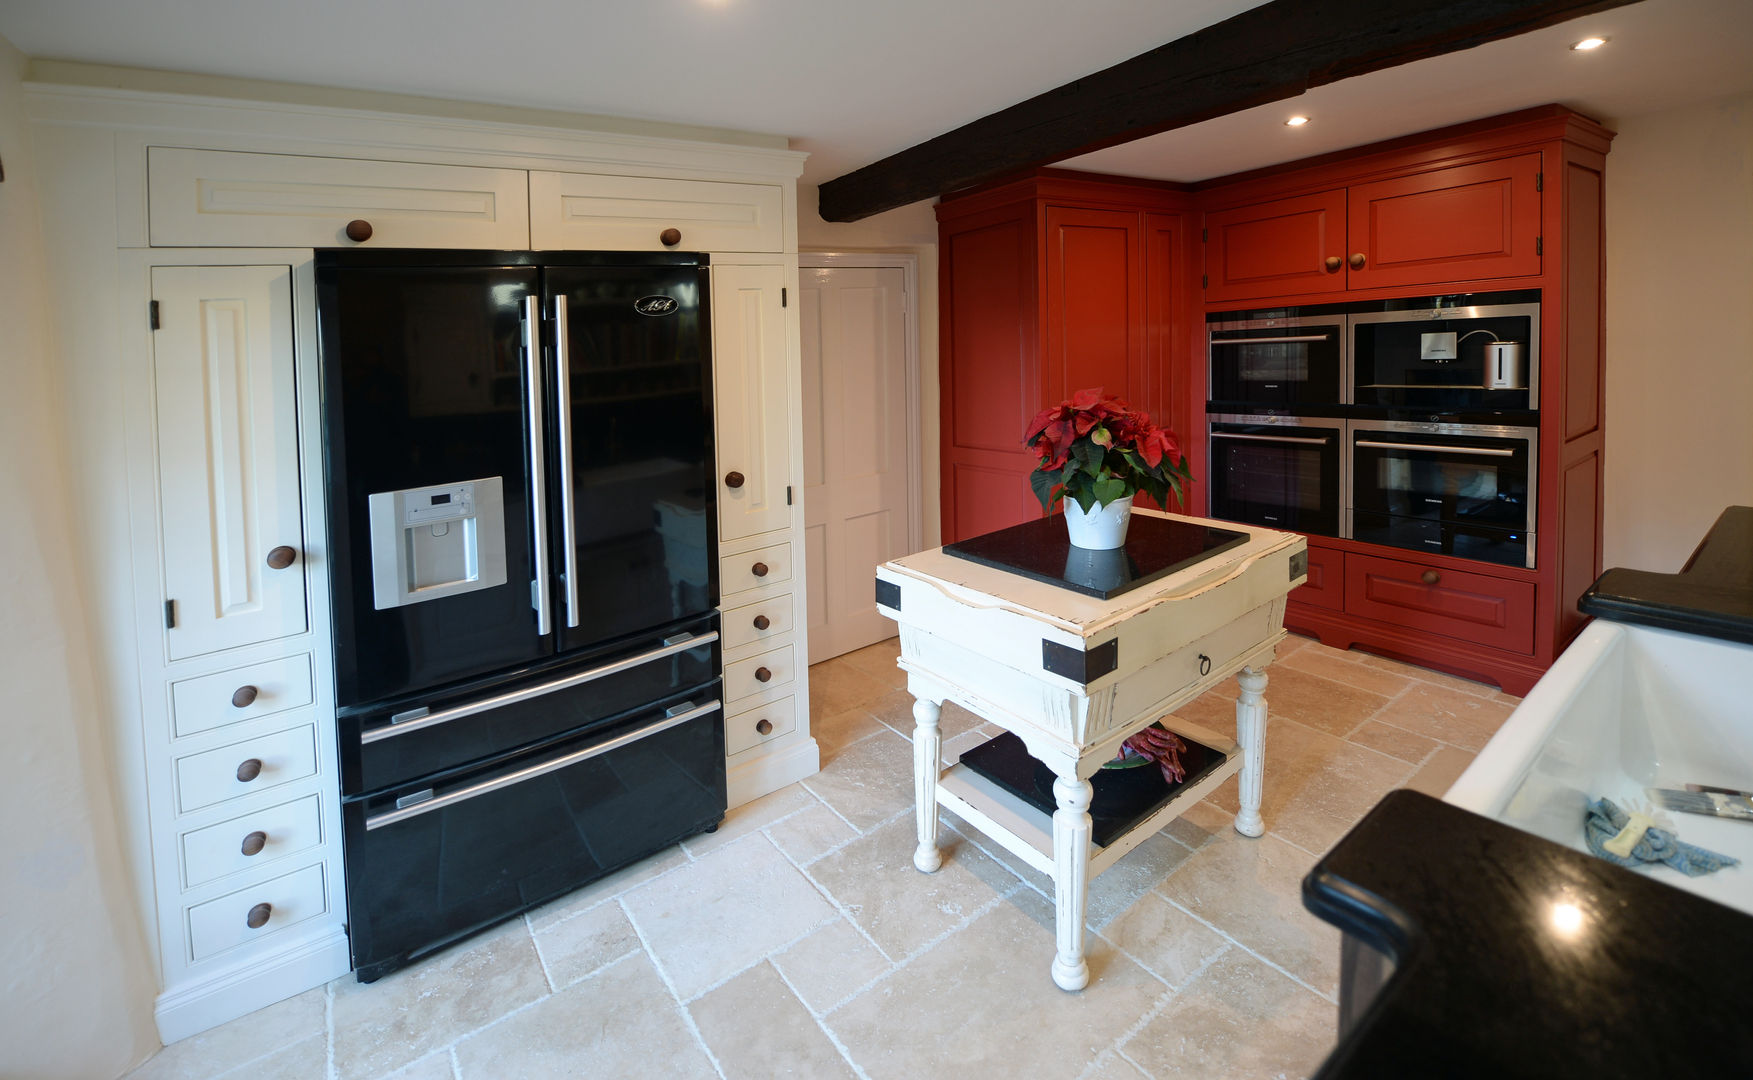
316;250;725;982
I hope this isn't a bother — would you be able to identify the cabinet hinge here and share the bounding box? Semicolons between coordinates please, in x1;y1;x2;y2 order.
1536;172;1543;192
1201;274;1209;289
149;300;160;330
786;485;793;505
1201;227;1208;243
164;600;176;629
1536;236;1544;256
781;287;787;308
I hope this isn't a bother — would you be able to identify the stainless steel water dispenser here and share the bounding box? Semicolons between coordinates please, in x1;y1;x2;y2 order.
367;477;507;609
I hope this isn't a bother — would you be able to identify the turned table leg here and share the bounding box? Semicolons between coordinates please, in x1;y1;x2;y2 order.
1234;665;1269;838
1050;773;1094;991
912;697;944;873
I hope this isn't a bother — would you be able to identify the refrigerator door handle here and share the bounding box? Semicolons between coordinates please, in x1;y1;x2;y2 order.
552;294;580;629
523;295;553;636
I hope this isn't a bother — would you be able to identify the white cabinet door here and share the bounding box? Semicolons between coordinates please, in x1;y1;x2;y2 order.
153;265;307;660
530;171;783;253
712;264;793;541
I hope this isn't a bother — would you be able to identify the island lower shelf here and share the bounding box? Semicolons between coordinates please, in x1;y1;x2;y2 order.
935;716;1243;880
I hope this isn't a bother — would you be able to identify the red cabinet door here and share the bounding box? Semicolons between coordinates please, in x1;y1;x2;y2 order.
1347;153;1543;290
1044;205;1143;405
1204;189;1346;304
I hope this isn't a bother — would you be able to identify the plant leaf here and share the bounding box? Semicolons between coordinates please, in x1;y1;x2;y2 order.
1030;466;1060;513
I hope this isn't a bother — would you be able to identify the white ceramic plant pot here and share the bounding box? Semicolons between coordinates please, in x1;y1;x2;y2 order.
1063;497;1132;550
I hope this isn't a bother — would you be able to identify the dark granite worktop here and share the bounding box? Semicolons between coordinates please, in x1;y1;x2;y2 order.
1303;790;1753;1078
1579;504;1753;645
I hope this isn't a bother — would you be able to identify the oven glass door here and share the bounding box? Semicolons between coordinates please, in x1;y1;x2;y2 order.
1351;427;1534;567
1208;421;1342;537
1208;319;1344;407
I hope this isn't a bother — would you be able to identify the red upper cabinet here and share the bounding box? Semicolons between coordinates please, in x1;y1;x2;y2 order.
1347;153;1543;290
1204;189;1347;303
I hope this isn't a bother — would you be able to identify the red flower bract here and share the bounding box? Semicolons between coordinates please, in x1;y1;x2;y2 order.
1023;387;1194;514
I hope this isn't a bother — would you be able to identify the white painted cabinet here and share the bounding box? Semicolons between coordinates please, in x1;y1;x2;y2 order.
712;264;794;542
152;266;308;660
530;171;784;253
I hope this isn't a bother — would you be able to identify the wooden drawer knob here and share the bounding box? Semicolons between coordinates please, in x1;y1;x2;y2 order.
754;666;773;683
725;471;746;489
266;545;298;570
231;685;259;709
345;219;374;243
752;614;771;631
1348;252;1366;270
751;562;770;578
241;831;268;857
1324;255;1343;273
236;758;263;783
659;227;682;247
246;902;272;929
755;718;773;735
1421;570;1441;585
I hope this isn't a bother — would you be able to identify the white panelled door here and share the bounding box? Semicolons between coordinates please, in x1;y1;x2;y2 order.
712;264;794;542
801;265;912;662
152;265;307;660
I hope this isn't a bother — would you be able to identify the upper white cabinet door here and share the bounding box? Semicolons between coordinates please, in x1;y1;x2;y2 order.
148;148;531;249
712;264;793;541
530;171;783;253
152;265;307;660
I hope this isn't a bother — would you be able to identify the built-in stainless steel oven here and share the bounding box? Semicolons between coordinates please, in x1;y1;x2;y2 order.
1350;293;1540;412
1209;414;1345;538
1208;311;1347;410
1349;421;1537;568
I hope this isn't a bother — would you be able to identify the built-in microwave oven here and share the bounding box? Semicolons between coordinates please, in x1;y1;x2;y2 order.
1208;414;1344;538
1351;294;1540;412
1348;420;1537;569
1208;311;1347;410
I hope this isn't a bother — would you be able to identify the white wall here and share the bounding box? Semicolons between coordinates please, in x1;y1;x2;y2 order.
1603;93;1753;571
0;34;159;1080
797;187;943;548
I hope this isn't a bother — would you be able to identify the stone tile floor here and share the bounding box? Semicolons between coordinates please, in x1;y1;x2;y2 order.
127;633;1519;1080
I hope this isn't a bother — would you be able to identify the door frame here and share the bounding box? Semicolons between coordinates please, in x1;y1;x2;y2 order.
798;252;924;555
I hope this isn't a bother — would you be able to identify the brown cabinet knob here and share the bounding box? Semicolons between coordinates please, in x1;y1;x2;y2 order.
265;545;298;570
754;666;773;683
344;219;374;243
1421;570;1441;585
725;471;746;489
752;614;771;631
241;831;268;857
755;718;773;736
751;561;770;578
246;902;272;930
236;758;263;783
1324;255;1343;273
1348;252;1366;270
659;227;682;247
231;685;259;709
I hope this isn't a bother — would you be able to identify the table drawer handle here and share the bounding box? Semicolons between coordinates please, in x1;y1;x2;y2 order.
1199;654;1212;677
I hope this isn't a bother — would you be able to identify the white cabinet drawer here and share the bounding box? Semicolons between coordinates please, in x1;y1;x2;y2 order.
175;723;318;814
148;147;531;249
186;862;328;964
530;171;783;253
181;794;323;890
726;694;797;757
724;643;796;703
721;542;792;597
721;592;795;652
171;654;314;739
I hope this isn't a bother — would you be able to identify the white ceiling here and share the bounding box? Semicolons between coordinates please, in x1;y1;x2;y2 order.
2;0;1750;195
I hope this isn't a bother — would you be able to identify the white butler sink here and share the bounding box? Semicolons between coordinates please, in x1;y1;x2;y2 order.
1445;618;1753;916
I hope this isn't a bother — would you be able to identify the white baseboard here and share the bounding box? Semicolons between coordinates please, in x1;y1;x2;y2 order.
154;927;351;1045
726;737;820;808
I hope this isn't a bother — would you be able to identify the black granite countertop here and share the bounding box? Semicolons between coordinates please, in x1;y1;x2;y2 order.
1579;504;1753;645
1303;790;1753;1079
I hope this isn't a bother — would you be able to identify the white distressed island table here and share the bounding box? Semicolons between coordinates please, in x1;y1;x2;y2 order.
875;510;1306;990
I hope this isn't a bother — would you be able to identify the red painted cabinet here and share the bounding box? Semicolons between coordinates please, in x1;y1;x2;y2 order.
1348;153;1543;290
1204;189;1346;303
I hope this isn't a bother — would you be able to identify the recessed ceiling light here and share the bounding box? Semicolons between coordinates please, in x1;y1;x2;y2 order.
1285;115;1310;127
1571;36;1608;51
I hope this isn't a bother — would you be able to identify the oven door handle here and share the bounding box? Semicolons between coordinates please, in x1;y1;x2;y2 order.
362;630;720;744
1209;334;1332;345
363;699;722;830
1355;440;1516;457
1211;432;1331;445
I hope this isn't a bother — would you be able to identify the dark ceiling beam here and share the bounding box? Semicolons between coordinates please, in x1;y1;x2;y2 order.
817;0;1636;222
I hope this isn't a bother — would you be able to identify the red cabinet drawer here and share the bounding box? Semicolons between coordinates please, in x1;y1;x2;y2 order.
1204;189;1346;303
1291;544;1344;611
1343;552;1534;653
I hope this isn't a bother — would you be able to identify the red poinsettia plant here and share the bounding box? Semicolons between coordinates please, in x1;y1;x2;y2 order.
1024;388;1193;514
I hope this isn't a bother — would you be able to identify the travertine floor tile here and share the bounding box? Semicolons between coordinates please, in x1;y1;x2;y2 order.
1120;948;1337;1080
682;783;815;855
813;704;890;763
374;1051;455;1080
207;1034;326;1080
524;845;687;932
771;918;892;1014
530;898;640;989
622;832;835;1000
691;962;857;1079
1249;664;1391;737
1167;688;1240;737
1378;683;1516;751
766;800;858;865
453;952;715;1080
125;986;324;1080
1279;645;1415;698
1157;827;1344;997
330;918;548;1080
1353;651;1501;697
1086;1050;1155;1079
1402;745;1477;798
809;658;893;718
1083;831;1200;930
836;637;905;688
801;727;915;831
1100;893;1231;989
1346;719;1440;764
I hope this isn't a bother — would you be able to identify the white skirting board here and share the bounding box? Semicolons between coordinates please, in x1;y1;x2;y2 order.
727;738;821;809
154;928;351;1044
